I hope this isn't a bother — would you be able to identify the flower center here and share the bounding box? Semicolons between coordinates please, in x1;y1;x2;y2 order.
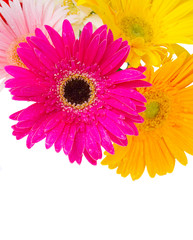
62;0;79;15
7;37;27;68
120;16;153;42
59;74;95;109
145;101;160;119
139;91;170;131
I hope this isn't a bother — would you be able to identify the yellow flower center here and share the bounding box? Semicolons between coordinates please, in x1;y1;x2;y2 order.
7;37;27;68
139;90;170;131
120;16;153;42
145;101;160;119
62;0;79;15
59;74;96;109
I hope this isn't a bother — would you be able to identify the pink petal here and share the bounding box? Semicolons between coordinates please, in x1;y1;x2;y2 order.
12;125;29;132
68;127;85;164
107;50;130;76
125;119;139;136
107;29;114;45
85;130;102;160
101;38;122;63
30;36;60;63
109;88;147;103
73;39;79;58
17;47;43;70
97;123;114;154
17;120;34;129
106;110;134;135
129;66;146;73
31;117;52;144
117;121;135;136
104;97;138;116
12;124;31;140
108;131;128;147
5;77;43;88
79;22;93;62
17;103;45;121
19;42;31;49
10;85;48;97
54;133;63;153
9;110;23;120
4;66;36;78
101;46;130;75
55;124;70;153
118;80;152;88
94;39;107;64
91;25;107;40
88;125;101;143
98;116;126;140
63;124;77;155
35;28;50;44
44;112;62;132
62;20;76;53
26;118;45;149
107;94;136;111
120;40;129;48
45;122;64;149
15;131;29;140
109;69;146;84
45;25;64;59
99;28;107;42
12;95;44;102
34;48;55;68
136;106;146;113
84;35;100;65
131;99;146;107
84;149;97;165
126;114;144;123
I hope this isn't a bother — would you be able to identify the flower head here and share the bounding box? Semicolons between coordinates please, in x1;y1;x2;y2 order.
52;0;103;37
0;0;73;88
102;53;193;179
5;20;150;165
78;0;193;67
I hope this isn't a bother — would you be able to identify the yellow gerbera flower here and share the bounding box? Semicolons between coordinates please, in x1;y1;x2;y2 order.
102;53;193;180
77;0;193;67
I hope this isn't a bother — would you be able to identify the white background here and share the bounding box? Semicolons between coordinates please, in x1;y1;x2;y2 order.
0;45;193;240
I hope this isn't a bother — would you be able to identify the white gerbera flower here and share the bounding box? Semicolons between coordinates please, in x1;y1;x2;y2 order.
53;0;103;37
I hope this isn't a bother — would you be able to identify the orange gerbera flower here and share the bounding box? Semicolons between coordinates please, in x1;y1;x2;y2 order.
102;53;193;180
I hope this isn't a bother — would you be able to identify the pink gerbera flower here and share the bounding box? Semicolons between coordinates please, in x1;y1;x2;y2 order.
0;0;73;87
5;20;151;165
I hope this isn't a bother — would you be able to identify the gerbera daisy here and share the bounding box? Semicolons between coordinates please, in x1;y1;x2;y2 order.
0;0;9;89
0;0;73;88
5;20;151;165
0;0;9;21
102;53;193;180
50;0;103;37
77;0;193;67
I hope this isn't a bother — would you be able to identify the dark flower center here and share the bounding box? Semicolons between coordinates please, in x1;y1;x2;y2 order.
63;77;91;105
